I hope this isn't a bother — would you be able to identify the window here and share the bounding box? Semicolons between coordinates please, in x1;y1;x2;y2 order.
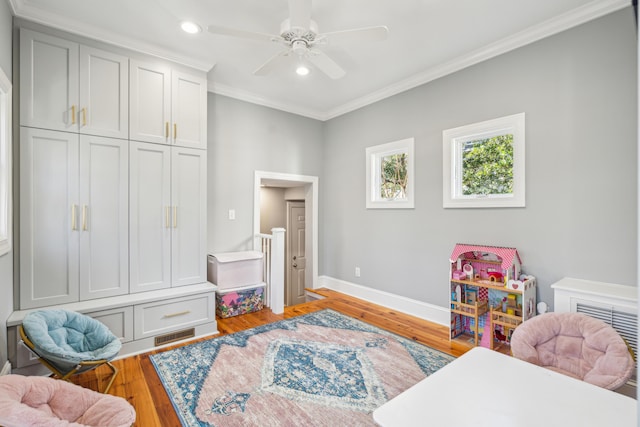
366;138;414;209
0;67;11;256
443;113;525;208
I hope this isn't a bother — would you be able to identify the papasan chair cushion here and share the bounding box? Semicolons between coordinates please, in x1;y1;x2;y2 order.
510;312;635;390
0;374;136;427
22;309;122;373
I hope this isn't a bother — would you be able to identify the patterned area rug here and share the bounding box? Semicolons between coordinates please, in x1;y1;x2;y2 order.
150;309;454;426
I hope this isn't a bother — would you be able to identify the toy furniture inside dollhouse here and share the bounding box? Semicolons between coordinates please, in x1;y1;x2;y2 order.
449;244;537;352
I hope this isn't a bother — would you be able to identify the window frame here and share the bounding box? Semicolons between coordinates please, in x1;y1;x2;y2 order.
442;113;525;208
366;137;414;209
0;67;11;256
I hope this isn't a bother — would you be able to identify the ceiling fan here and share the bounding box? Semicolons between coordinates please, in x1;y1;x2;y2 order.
207;0;388;79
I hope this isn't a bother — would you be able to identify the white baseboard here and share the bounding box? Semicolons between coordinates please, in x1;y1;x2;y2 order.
0;361;11;376
317;275;450;326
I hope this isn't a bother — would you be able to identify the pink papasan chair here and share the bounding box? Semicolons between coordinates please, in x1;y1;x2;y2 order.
510;312;635;390
0;374;136;427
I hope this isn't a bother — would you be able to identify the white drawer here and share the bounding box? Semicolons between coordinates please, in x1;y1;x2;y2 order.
86;306;134;343
134;293;214;340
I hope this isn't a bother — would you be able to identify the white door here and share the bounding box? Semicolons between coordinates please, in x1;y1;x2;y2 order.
129;141;171;292
287;201;306;306
20;29;79;132
171;147;207;287
20;127;80;309
79;135;129;300
79;46;129;139
129;60;171;145
171;71;207;149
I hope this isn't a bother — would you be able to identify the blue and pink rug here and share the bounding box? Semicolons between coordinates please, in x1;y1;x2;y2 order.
150;309;454;426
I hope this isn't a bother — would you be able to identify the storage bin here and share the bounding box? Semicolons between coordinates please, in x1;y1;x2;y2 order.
208;251;264;289
215;283;266;318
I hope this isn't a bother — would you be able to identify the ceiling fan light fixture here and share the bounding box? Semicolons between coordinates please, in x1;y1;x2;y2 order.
181;21;202;34
296;64;310;76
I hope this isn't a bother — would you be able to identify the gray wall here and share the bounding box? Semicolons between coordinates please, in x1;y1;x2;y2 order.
322;9;637;310
207;93;324;252
0;0;12;367
260;187;286;233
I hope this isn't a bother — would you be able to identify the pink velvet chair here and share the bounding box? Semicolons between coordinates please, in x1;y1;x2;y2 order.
0;374;136;427
510;312;635;390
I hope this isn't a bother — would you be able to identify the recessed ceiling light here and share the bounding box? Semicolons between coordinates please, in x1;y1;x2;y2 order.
181;21;201;34
296;65;310;76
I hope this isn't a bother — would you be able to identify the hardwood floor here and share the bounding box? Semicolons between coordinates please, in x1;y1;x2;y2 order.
73;289;469;426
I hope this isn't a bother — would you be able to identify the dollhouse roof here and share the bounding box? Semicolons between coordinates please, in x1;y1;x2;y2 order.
450;244;522;271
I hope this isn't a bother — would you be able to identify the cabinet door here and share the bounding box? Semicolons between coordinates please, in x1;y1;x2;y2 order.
171;147;207;287
20;127;79;309
171;70;207;149
79;136;129;300
79;46;129;139
129;60;171;145
20;29;79;132
130;141;171;292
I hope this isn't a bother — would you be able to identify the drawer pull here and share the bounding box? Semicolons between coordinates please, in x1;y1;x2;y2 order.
163;310;191;318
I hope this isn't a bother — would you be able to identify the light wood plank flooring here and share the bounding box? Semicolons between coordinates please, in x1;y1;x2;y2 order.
73;289;469;426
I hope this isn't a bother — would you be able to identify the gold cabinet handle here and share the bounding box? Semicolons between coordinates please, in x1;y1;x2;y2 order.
173;206;177;228
71;204;77;230
71;105;76;125
163;310;190;319
165;206;170;228
173;123;177;140
82;205;87;231
165;122;169;139
81;108;87;126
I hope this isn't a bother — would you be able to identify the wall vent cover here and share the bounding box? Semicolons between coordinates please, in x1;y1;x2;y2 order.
575;302;637;358
154;328;195;346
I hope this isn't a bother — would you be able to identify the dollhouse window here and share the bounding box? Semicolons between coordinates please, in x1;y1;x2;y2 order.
366;138;414;209
0;67;11;256
443;113;525;208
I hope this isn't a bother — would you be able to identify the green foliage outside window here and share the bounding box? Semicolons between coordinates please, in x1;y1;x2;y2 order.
380;153;408;200
462;134;513;195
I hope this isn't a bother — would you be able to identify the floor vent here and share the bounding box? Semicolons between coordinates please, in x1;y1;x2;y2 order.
155;328;195;346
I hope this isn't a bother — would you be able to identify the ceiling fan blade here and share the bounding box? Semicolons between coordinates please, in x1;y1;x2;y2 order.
288;0;312;29
306;49;345;79
208;25;279;43
316;26;389;45
253;49;291;76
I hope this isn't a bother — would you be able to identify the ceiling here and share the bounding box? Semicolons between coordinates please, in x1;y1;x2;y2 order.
8;0;630;120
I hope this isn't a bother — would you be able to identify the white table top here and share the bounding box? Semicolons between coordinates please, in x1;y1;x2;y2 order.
373;347;637;427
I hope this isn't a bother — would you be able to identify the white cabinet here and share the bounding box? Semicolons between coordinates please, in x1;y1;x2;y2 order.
79;135;129;300
20;29;128;138
171;147;207;286
129;141;171;293
20;128;129;309
130;60;207;149
130;142;207;293
20;128;80;308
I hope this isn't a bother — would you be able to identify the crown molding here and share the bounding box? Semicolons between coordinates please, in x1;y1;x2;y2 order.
9;0;215;71
208;80;328;121
323;0;630;120
10;0;629;120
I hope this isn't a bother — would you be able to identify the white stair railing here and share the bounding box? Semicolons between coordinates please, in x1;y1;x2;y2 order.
255;228;285;314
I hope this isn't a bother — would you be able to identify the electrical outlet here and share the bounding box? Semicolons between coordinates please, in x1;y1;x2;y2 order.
355;267;361;277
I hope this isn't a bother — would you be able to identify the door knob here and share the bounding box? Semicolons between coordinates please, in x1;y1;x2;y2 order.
293;256;297;260
293;263;298;268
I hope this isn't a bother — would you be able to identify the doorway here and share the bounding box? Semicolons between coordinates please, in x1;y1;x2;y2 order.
253;171;318;307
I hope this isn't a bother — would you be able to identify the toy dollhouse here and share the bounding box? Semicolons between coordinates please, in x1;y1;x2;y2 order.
449;244;536;350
